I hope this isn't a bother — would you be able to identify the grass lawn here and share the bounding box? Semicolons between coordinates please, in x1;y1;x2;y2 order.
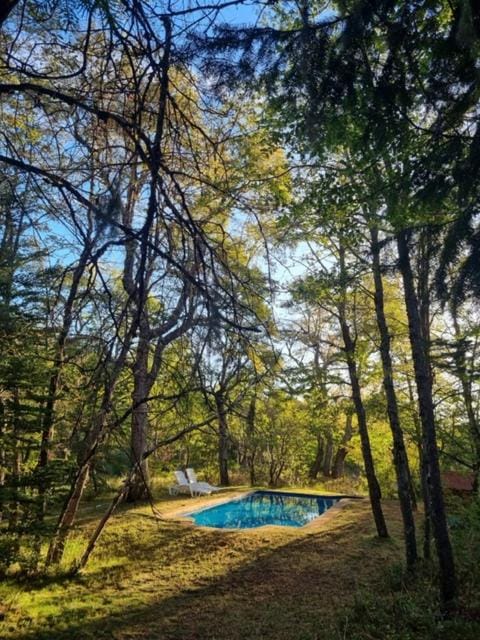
1;487;480;640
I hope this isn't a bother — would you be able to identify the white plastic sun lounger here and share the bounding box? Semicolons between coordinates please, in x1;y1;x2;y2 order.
169;470;213;497
186;468;221;493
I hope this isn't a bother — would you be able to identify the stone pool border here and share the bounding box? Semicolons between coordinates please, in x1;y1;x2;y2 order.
160;489;364;533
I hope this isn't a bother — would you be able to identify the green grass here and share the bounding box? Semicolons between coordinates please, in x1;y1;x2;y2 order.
1;486;479;639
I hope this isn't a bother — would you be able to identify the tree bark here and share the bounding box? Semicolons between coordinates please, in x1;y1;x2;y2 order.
396;229;456;607
338;244;388;538
37;245;92;518
341;322;389;538
269;460;284;487
405;367;431;556
322;432;333;477
215;391;230;486
121;17;176;501
416;229;434;545
8;388;21;531
46;463;91;565
125;331;151;502
309;434;325;479
370;226;417;567
46;325;137;565
0;400;5;522
246;396;257;485
451;306;480;491
331;447;347;478
332;412;353;479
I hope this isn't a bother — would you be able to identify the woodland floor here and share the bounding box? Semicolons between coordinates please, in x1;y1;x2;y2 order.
1;486;480;640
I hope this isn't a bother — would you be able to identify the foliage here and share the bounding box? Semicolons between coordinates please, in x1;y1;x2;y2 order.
1;0;480;625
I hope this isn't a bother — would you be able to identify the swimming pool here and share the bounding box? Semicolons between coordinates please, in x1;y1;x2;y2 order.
187;491;345;529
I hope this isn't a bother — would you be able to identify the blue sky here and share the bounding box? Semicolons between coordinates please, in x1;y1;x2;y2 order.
218;1;260;25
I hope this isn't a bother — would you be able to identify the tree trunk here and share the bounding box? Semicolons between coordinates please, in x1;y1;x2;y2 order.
8;388;21;531
309;434;325;479
332;412;353;479
370;226;417;567
342;327;388;538
269;461;276;487
407;457;418;511
37;246;91;518
46;463;91;565
268;456;284;487
246;396;256;486
405;367;430;556
338;245;388;538
420;443;432;560
125;333;151;502
0;400;5;522
451;306;480;491
396;229;456;608
215;392;230;486
46;325;137;566
331;448;347;478
415;230;434;546
124;283;194;502
322;432;333;477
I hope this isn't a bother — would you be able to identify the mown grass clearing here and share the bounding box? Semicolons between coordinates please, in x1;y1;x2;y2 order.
1;489;479;640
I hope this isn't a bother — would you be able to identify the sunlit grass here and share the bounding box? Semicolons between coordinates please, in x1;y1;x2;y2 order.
1;488;479;639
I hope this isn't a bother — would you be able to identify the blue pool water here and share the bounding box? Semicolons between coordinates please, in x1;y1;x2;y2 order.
187;491;342;529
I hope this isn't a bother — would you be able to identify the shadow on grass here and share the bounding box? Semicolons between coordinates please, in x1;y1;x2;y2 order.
6;503;406;640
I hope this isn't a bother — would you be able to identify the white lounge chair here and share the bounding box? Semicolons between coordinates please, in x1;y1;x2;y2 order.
186;468;221;493
169;470;213;497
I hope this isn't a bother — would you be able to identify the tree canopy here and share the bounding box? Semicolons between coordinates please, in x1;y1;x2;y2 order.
1;0;480;622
